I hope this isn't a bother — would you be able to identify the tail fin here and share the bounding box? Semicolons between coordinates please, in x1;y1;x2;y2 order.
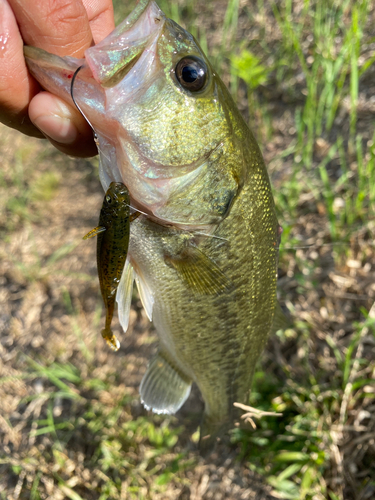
199;415;231;455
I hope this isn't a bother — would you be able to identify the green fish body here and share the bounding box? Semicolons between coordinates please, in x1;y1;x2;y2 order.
129;137;279;444
84;182;131;351
24;0;283;446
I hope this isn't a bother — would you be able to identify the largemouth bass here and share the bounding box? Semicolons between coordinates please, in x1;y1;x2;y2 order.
24;0;284;447
83;182;137;352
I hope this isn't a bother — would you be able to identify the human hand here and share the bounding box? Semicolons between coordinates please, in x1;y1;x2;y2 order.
0;0;115;157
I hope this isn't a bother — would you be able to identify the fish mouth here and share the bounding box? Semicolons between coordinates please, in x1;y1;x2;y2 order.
85;1;165;88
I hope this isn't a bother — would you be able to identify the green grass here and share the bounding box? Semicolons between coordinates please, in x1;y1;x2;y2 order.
1;358;193;499
231;311;375;499
226;2;375;496
0;142;61;233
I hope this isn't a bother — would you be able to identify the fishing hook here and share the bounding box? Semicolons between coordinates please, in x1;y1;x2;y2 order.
70;65;98;144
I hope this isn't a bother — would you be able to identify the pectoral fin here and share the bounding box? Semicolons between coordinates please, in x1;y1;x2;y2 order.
140;352;192;415
116;259;134;333
83;226;106;240
164;245;233;296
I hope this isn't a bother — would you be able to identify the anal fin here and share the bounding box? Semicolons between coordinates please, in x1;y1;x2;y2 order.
140;352;192;414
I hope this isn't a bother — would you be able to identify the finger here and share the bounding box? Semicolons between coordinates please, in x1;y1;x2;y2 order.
0;0;43;136
8;0;115;55
3;0;115;154
29;92;98;157
8;0;92;57
7;0;94;150
82;0;115;44
14;0;115;153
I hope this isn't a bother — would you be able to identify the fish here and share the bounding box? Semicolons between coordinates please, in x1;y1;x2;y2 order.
83;182;138;352
24;0;286;449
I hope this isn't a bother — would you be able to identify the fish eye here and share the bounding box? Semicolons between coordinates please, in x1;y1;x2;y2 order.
106;195;112;203
175;56;207;92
